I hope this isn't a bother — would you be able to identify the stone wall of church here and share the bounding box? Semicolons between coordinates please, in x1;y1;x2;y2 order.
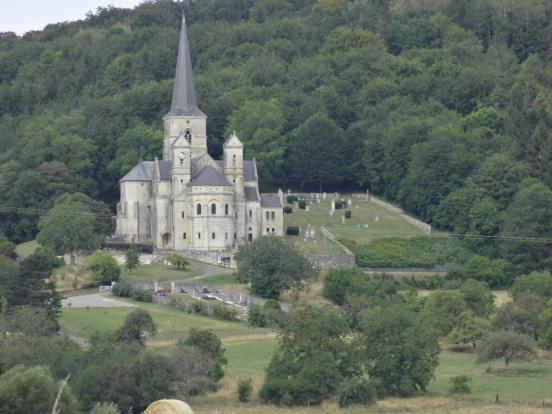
116;181;152;242
261;208;284;237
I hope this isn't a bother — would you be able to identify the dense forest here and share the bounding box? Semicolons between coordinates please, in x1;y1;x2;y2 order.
1;0;552;270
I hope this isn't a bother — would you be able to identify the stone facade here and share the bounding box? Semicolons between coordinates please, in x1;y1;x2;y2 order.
115;17;283;254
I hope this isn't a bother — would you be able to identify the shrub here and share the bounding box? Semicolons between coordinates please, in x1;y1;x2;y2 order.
167;254;190;271
334;200;346;209
283;206;292;214
286;226;299;236
191;300;208;315
344;210;352;219
87;251;121;285
236;377;253;402
211;302;238;321
448;375;471;394
248;304;266;327
112;280;132;297
298;200;307;209
129;288;152;302
338;377;378;407
286;195;298;204
90;402;121;414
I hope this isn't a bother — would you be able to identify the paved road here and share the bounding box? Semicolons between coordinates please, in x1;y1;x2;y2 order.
62;293;137;308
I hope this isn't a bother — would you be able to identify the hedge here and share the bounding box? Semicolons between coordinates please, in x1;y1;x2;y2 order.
287;226;300;236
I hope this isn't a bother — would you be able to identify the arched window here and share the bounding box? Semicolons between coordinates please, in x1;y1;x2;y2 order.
211;203;216;215
181;211;185;219
225;203;229;216
183;232;187;239
271;211;276;220
249;209;252;218
196;203;202;215
232;154;236;167
212;232;216;239
198;232;201;239
184;128;192;144
179;158;184;167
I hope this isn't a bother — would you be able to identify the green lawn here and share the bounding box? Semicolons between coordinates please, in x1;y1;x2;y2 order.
429;351;552;402
59;300;269;342
15;240;38;258
120;264;202;283
224;337;278;375
284;196;427;255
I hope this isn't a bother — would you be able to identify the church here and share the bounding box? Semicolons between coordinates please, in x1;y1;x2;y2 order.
115;16;283;255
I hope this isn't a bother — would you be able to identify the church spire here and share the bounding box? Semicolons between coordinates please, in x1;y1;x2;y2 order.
166;15;204;117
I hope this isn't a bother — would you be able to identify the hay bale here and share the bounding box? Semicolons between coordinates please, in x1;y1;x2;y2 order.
143;399;193;414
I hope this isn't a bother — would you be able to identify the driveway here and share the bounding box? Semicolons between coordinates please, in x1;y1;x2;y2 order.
62;293;137;308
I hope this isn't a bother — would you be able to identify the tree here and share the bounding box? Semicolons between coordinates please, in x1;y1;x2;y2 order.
477;331;536;367
235;236;317;299
116;309;157;345
419;290;468;336
182;329;227;381
167;253;189;271
459;279;495;317
87;251;120;285
448;375;471;394
338;377;378;407
0;241;17;259
236;377;252;402
446;255;510;288
538;302;552;350
448;311;489;348
259;305;356;405
37;199;103;255
0;365;79;414
125;246;139;271
510;271;552;302
492;298;543;339
361;303;440;396
1;306;58;338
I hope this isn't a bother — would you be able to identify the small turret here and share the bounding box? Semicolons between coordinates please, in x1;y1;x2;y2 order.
223;131;244;195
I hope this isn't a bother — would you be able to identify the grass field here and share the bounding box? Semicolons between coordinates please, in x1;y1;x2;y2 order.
120;264;202;283
284;196;427;255
59;300;269;343
15;239;38;257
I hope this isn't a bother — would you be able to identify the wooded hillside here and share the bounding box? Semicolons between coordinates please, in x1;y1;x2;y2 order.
1;0;551;271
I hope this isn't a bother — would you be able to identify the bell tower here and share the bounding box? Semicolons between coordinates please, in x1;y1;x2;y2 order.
163;15;207;160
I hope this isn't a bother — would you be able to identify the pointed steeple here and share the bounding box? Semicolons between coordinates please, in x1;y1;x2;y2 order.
166;15;204;117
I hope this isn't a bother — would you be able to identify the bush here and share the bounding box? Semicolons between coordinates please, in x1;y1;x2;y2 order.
338;377;378;407
112;280;132;297
334;200;346;209
167;254;190;271
286;226;299;236
283;206;292;214
192;300;208;315
211;302;238;321
90;402;121;414
286;195;298;204
448;375;471;394
236;377;253;402
298;200;307;209
247;304;267;327
87;251;121;285
129;288;152;302
345;210;352;219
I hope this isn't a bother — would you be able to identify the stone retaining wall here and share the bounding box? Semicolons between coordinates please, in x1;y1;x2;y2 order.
367;196;431;234
308;254;356;270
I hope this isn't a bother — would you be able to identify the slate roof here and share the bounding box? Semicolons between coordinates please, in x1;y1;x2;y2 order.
244;187;258;202
244;160;256;181
120;160;172;182
191;165;231;186
261;193;282;208
165;16;205;117
158;160;172;180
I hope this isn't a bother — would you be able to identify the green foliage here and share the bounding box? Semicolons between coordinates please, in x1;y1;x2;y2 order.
298;199;307;209
510;271;552;302
283;206;292;214
341;237;470;268
477;331;536;366
459;279;495;317
447;255;511;288
129;288;152;303
286;226;299;236
167;253;190;270
0;241;17;259
111;280;133;297
344;210;352;219
125;246;139;271
86;251;121;285
1;306;58;337
211;302;239;321
116;308;157;345
538;303;552;350
236;236;317;299
247;304;267;327
492;296;544;339
248;300;283;327
448;375;471;395
334;200;346;209
338;377;378;407
259;305;356;405
286;195;298;204
361;303;440;396
182;328;227;382
236;377;253;402
448;311;490;348
0;365;79;414
419;290;468;336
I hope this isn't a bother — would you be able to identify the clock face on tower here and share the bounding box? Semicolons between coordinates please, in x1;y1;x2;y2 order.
178;152;186;160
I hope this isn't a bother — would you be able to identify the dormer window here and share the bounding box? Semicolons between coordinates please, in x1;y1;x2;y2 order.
184;128;192;144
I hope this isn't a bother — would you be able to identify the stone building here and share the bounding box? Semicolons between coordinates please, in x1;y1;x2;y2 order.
115;16;283;255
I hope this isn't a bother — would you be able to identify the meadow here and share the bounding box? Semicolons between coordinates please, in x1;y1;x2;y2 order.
283;196;428;255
